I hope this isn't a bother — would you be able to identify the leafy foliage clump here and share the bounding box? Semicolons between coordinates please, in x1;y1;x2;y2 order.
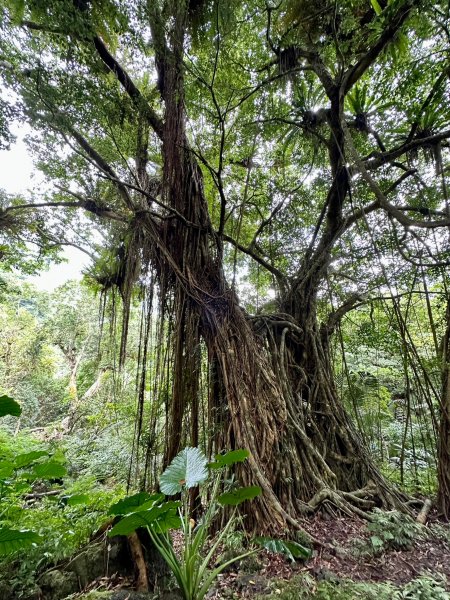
367;509;424;552
109;447;263;600
255;573;450;600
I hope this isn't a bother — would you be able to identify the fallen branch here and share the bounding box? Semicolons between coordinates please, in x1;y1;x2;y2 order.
416;498;432;525
24;490;60;500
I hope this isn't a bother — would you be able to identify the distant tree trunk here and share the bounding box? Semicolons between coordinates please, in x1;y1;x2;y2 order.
438;297;450;518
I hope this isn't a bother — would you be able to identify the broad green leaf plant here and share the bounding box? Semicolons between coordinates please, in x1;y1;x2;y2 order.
0;395;22;418
0;396;41;555
108;447;261;600
0;395;72;556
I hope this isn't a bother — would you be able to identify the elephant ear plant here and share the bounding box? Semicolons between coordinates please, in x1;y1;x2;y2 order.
108;447;262;600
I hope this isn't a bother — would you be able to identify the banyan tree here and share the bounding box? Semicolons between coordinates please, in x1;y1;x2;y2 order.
1;0;450;531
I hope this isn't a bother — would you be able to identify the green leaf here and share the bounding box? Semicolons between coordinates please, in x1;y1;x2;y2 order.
0;528;41;555
283;540;312;560
255;537;312;562
18;471;35;481
152;511;182;534
14;451;49;470
32;461;67;479
5;0;25;24
108;492;164;516
218;486;261;506
65;494;90;506
0;395;21;418
370;535;384;548
208;449;249;469
370;0;383;15
108;501;181;536
159;447;208;495
0;460;14;479
130;497;168;513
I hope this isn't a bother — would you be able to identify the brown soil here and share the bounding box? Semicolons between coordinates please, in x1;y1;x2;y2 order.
207;514;450;598
305;514;450;586
75;515;450;599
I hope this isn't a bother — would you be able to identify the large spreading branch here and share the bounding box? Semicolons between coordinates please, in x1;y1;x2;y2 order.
19;20;164;141
361;129;450;172
91;37;164;140
341;0;419;94
344;121;450;230
60;126;135;212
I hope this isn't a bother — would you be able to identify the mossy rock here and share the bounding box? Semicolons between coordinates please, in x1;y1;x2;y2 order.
65;540;129;588
39;569;79;600
38;532;170;599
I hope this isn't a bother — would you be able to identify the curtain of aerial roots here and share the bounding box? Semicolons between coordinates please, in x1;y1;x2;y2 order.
123;274;205;491
119;244;407;525
246;313;408;522
110;233;407;525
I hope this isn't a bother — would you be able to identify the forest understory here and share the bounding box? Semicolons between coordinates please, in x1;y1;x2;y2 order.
30;513;450;600
0;277;449;600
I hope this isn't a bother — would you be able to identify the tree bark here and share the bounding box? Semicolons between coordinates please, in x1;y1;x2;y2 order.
438;296;450;518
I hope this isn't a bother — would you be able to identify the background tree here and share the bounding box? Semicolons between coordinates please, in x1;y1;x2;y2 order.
0;275;66;426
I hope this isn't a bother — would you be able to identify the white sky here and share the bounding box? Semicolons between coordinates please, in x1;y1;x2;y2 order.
0;125;89;291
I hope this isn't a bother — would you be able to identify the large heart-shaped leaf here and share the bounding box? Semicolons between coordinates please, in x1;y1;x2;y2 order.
208;449;249;470
108;492;164;516
0;396;21;418
218;486;261;506
108;501;181;536
32;461;67;479
150;510;182;534
0;528;41;555
159;447;208;495
255;537;312;562
14;451;49;470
